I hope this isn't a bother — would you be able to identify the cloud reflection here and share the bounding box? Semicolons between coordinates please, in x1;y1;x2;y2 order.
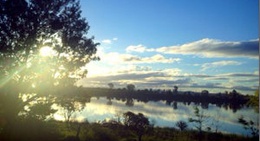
54;97;257;136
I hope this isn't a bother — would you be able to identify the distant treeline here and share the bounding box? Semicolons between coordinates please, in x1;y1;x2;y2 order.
76;87;251;113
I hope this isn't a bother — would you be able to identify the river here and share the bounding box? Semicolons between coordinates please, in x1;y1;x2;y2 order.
53;97;258;136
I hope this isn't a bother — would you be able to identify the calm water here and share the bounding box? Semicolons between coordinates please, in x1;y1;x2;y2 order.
53;97;258;136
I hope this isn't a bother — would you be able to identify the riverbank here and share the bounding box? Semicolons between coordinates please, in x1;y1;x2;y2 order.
1;118;257;141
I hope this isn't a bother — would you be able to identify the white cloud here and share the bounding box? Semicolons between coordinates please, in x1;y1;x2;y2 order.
201;60;242;71
101;37;118;44
99;52;180;64
101;39;112;44
77;66;184;89
77;38;258;94
126;44;154;53
155;38;258;59
77;62;258;94
122;54;181;64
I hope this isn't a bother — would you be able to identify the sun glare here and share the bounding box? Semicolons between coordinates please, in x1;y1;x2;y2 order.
39;46;56;57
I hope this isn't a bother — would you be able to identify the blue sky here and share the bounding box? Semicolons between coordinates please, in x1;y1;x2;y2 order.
77;0;259;95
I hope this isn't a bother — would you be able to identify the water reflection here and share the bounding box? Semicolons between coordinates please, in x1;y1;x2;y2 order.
53;97;258;136
125;98;134;107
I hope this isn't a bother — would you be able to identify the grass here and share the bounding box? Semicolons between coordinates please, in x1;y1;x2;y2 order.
0;119;258;141
56;121;256;141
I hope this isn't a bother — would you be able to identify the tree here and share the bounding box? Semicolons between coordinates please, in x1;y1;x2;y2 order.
0;0;98;90
125;98;134;107
201;90;209;96
248;89;259;113
0;0;98;138
126;84;135;91
123;111;150;141
173;85;178;94
238;116;259;138
229;89;239;98
189;106;209;134
108;83;114;89
175;120;188;131
56;96;86;128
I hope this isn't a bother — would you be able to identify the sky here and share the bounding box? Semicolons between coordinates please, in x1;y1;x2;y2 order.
77;0;259;95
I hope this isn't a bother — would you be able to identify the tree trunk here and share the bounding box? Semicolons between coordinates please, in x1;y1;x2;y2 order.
76;123;81;139
138;134;142;141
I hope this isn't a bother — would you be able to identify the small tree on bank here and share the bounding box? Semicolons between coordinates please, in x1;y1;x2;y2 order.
123;111;150;141
189;106;209;134
175;120;188;131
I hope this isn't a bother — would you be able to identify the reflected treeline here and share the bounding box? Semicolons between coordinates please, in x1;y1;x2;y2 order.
84;88;251;113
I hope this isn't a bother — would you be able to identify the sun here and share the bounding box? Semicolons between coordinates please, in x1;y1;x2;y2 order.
39;46;56;57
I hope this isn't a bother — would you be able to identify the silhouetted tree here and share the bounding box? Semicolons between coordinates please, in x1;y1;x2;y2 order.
108;83;114;89
175;120;188;131
125;98;134;107
56;96;86;128
229;89;239;98
173;86;178;94
0;0;98;92
189;106;209;134
210;110;222;133
173;101;178;109
107;98;112;105
123;111;150;141
201;90;209;96
0;0;98;139
25;99;57;120
238;116;259;138
126;84;135;91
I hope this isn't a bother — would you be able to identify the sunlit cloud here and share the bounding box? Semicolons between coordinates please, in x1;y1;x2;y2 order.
101;39;112;44
125;39;258;58
78;38;258;94
155;38;259;59
122;54;181;64
201;60;242;71
79;52;258;93
126;44;154;53
101;37;118;44
100;52;180;64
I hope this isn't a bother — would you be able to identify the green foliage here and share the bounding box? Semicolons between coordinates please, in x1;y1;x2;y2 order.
55;94;87;127
248;89;259;113
25;99;57;120
85;124;119;141
0;118;255;141
123;111;150;141
0;119;62;141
